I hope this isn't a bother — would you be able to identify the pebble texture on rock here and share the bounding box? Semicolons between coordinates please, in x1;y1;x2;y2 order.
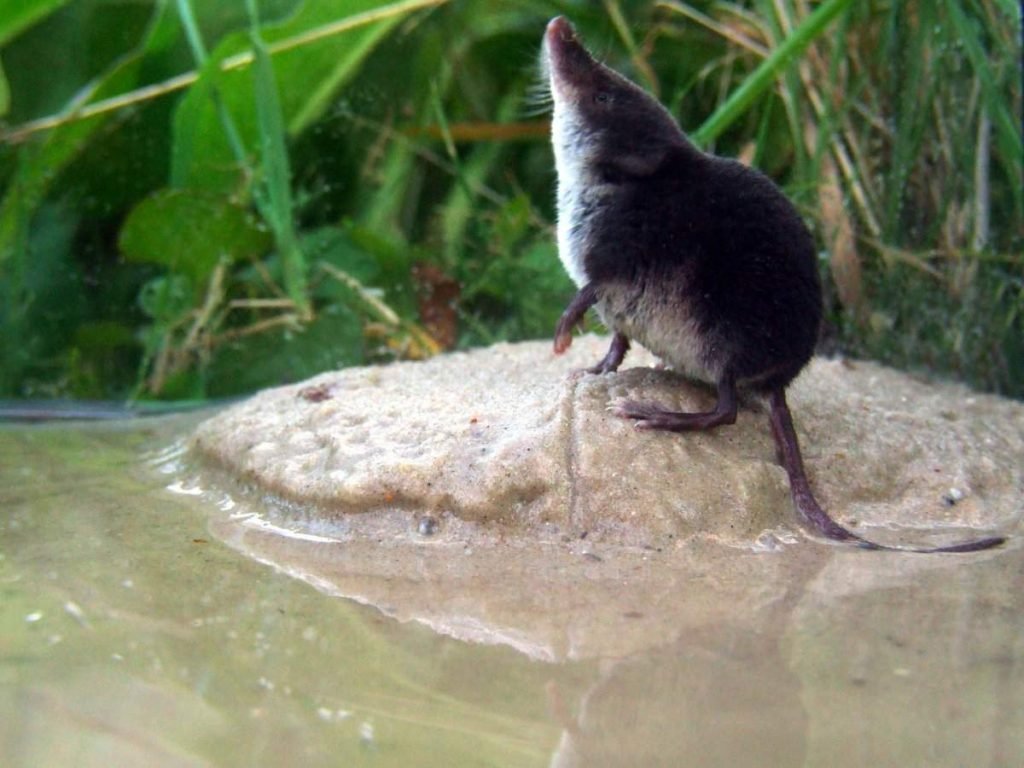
191;335;1022;548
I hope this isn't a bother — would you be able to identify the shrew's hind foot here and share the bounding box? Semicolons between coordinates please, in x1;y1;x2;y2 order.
610;375;738;432
610;398;737;432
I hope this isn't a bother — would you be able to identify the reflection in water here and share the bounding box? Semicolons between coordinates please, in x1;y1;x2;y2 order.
545;619;809;767
789;557;1024;766
1;417;1022;766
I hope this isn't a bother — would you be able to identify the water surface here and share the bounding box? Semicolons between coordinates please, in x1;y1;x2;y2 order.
1;416;1021;766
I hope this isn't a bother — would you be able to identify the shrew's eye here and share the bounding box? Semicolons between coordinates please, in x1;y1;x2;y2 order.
593;92;611;104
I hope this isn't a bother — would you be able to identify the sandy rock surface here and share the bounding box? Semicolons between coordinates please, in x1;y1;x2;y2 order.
189;336;1024;660
191;335;1022;549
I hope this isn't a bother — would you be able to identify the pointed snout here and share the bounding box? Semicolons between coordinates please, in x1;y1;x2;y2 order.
544;16;596;99
545;16;577;45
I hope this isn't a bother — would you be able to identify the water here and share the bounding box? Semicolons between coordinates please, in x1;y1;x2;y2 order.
2;416;1022;767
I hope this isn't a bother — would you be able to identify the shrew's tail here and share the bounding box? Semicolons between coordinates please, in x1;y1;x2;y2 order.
767;388;1004;554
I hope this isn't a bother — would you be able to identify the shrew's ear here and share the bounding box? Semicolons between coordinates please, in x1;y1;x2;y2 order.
599;149;666;181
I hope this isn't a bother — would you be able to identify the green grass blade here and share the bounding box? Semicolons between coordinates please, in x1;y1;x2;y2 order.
0;61;9;116
691;0;854;147
941;0;1023;208
171;0;249;186
883;4;936;241
245;0;310;318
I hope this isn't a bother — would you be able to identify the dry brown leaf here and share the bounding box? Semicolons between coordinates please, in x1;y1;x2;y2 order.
819;158;863;317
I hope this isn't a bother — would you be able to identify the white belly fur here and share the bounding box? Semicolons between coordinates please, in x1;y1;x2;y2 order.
552;105;592;288
551;103;719;382
598;285;721;385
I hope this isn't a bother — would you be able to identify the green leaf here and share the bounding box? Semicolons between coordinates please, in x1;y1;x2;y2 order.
171;0;423;194
138;275;194;322
302;226;380;284
73;320;139;351
0;0;71;47
120;189;272;287
0;3;178;266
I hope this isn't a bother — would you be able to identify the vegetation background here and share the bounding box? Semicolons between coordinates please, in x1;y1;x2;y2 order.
0;0;1020;403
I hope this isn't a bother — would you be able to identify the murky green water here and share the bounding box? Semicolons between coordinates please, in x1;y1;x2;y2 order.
2;416;1022;767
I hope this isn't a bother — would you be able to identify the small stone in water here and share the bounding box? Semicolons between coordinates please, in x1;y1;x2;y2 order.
417;516;438;536
942;487;965;506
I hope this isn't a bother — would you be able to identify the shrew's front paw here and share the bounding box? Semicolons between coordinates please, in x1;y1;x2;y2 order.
553;322;575;354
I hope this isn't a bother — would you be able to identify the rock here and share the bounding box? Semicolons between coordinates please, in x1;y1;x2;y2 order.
190;335;1022;549
188;336;1023;660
